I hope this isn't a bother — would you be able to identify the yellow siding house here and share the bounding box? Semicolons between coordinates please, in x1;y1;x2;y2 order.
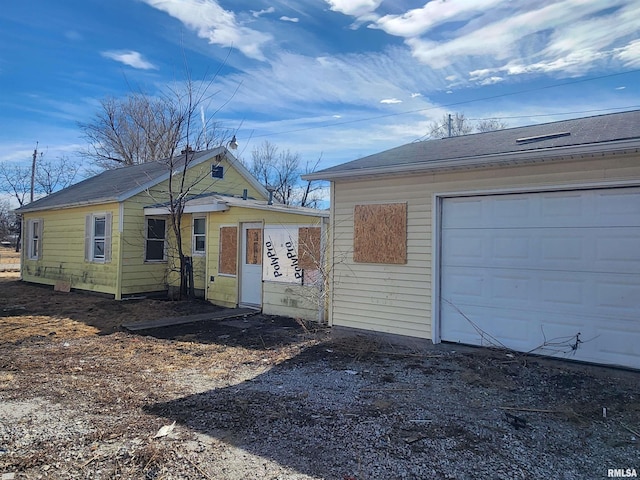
16;147;328;321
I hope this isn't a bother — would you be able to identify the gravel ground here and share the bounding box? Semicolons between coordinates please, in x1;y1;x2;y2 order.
1;277;639;479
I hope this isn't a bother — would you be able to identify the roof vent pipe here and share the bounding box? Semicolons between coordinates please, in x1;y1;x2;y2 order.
266;186;275;205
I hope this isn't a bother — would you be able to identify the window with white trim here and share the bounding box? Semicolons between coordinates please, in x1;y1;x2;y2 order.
93;216;106;260
145;218;166;261
193;217;206;255
85;213;112;263
27;219;42;260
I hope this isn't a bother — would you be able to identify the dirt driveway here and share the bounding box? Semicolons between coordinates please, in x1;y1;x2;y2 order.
1;275;638;479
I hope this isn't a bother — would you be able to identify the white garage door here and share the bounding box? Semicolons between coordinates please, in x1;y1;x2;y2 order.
440;187;640;369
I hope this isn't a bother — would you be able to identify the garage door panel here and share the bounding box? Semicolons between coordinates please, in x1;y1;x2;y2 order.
443;269;486;299
441;187;640;369
596;281;640;312
595;190;640;223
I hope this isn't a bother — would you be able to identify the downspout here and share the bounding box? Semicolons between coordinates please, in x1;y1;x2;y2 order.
115;203;124;300
327;182;335;326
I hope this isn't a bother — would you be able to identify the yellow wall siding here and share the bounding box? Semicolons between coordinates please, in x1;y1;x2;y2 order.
21;203;121;294
330;153;640;340
262;282;321;321
205;206;325;308
120;193;169;295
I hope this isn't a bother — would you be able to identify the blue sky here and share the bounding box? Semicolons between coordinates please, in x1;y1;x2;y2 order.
1;0;639;174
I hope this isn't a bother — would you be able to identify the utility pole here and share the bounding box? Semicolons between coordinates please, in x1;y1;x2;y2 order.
447;114;452;138
30;142;38;203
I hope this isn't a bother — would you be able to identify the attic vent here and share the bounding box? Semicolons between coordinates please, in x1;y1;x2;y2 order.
516;131;571;144
211;165;224;179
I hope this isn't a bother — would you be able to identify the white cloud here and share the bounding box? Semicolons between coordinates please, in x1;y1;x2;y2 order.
141;0;272;61
616;39;640;67
280;16;299;23
252;7;275;18
371;0;638;80
380;98;402;104
616;86;626;90
478;76;504;86
101;50;157;70
324;0;382;18
374;0;505;38
411;93;421;98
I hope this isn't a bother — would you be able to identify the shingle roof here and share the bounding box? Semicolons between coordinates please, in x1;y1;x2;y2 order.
15;147;267;213
304;110;640;180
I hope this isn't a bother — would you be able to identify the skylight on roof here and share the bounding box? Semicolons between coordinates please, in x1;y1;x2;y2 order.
516;131;571;144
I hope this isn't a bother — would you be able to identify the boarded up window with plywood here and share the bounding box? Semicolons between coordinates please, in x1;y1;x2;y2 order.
354;203;407;264
246;228;262;265
219;226;237;275
298;227;322;270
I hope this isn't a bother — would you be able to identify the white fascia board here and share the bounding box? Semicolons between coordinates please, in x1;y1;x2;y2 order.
116;148;226;202
185;203;229;213
228;202;330;217
303;139;640;181
144;203;229;216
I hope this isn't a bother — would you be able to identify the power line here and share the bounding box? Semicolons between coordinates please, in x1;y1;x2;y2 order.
468;105;640;122
247;68;640;140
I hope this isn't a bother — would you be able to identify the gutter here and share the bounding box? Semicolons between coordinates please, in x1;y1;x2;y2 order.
302;138;640;181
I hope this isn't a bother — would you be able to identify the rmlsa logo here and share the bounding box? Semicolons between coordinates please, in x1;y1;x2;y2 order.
608;469;638;478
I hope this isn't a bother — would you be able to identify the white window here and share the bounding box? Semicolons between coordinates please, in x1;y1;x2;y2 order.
193;217;206;255
93;216;106;259
85;213;112;263
145;218;166;261
27;219;42;260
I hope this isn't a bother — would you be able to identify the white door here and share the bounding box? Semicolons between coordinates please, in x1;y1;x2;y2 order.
440;187;640;369
240;223;263;307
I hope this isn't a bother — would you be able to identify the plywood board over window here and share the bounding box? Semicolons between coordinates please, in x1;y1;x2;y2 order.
298;227;322;270
219;226;238;275
246;228;262;265
354;203;407;264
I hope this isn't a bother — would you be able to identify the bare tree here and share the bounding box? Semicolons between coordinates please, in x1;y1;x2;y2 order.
246;140;326;207
0;162;31;208
298;155;326;209
429;113;474;138
79;94;183;170
429;112;507;138
149;77;236;298
476;118;508;133
36;156;81;195
0;199;17;243
79;91;234;171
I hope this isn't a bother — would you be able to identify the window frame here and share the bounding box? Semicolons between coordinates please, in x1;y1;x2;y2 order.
192;216;206;256
145;217;167;262
27;219;41;260
91;215;106;262
85;213;112;263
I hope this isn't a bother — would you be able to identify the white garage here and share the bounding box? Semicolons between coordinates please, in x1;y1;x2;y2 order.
440;187;640;369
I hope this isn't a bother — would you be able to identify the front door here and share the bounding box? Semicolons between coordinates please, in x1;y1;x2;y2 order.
240;223;263;307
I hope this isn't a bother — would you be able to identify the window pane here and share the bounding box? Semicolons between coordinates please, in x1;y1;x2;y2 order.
194;218;205;235
94;217;105;236
147;219;165;240
146;240;164;260
93;240;105;258
195;236;205;252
